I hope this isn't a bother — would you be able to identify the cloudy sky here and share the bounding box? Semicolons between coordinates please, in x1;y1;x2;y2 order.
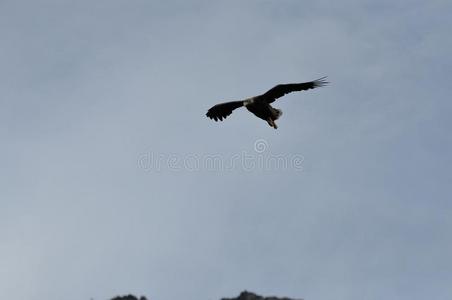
1;1;451;300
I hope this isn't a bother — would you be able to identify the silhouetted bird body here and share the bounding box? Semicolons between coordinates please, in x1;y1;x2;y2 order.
206;77;328;129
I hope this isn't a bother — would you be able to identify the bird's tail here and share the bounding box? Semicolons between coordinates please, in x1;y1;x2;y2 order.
272;108;283;120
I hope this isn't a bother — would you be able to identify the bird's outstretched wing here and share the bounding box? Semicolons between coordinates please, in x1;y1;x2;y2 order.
206;100;244;121
260;77;328;103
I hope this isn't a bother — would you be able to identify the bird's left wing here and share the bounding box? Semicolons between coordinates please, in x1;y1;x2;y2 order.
206;100;244;121
260;77;328;103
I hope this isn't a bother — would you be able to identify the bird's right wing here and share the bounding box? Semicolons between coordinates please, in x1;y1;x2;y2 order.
260;77;328;103
206;100;244;121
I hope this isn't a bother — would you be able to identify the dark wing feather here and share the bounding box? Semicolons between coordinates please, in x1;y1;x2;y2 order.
206;100;244;121
260;77;328;103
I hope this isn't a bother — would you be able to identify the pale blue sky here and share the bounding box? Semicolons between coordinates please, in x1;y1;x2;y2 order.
1;1;451;300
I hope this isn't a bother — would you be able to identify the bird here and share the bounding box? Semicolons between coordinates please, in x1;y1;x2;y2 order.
206;77;328;129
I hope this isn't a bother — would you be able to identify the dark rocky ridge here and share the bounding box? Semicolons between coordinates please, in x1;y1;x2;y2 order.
222;291;302;300
110;291;302;300
110;295;147;300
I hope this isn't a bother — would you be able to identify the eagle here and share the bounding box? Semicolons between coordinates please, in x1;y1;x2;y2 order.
206;77;328;129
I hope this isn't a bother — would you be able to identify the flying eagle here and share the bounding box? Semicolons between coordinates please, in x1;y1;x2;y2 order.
206;77;328;129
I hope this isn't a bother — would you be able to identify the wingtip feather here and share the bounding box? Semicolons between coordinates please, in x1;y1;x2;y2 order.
314;76;329;87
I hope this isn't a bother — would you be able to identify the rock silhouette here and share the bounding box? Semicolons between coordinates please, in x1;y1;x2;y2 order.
109;291;301;300
110;295;147;300
222;291;302;300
